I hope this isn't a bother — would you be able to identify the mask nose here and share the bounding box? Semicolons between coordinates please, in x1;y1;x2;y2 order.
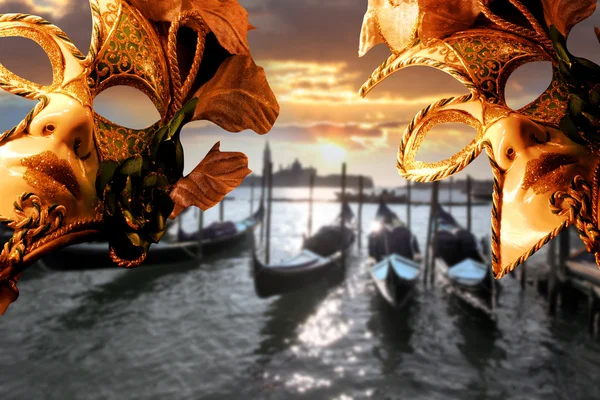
491;113;551;171
27;94;95;160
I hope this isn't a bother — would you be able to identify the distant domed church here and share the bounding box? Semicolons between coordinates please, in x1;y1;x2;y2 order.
240;141;374;189
275;157;317;187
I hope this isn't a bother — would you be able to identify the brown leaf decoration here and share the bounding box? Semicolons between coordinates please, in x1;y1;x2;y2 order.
541;0;596;37
169;142;251;218
127;0;252;55
418;0;481;43
183;0;252;55
192;54;279;134
595;27;600;44
126;0;182;22
359;0;421;56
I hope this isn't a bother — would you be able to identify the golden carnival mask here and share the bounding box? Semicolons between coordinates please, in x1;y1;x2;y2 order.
0;0;279;313
359;0;600;277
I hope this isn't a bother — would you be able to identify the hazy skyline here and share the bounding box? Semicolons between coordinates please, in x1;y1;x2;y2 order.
0;1;599;186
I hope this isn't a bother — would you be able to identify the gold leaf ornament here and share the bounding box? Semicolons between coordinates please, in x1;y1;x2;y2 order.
358;0;482;57
359;0;420;56
127;0;253;55
540;0;596;37
191;55;279;134
418;0;481;43
169;142;251;218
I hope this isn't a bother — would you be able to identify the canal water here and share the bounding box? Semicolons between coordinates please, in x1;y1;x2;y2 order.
1;187;599;399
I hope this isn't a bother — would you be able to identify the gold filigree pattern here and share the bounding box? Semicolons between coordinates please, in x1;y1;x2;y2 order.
446;30;550;104
88;0;170;117
94;114;159;162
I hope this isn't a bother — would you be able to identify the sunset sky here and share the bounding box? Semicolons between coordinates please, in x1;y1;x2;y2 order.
0;1;599;186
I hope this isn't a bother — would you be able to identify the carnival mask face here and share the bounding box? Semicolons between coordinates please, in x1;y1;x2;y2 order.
484;114;595;265
358;0;599;277
0;0;278;313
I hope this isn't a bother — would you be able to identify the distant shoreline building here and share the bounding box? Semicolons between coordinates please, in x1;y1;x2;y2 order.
241;142;375;189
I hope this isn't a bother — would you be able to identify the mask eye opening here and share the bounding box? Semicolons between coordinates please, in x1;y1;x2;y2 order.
504;61;553;111
93;85;162;130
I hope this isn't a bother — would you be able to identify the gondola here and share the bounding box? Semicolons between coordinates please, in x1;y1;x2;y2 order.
42;205;264;270
176;203;264;255
432;204;496;315
368;200;421;307
252;202;356;298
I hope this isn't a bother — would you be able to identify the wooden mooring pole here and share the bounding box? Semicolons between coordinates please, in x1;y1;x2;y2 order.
430;181;440;286
219;196;225;222
259;164;267;245
250;180;255;214
340;163;347;269
308;172;315;237
448;176;454;214
265;162;273;265
466;175;472;232
423;183;438;286
521;261;527;291
197;208;204;261
407;180;412;229
547;238;558;315
358;175;363;250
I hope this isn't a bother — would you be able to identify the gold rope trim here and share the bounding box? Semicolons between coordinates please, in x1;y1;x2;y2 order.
84;0;103;67
0;193;103;296
477;0;553;55
396;93;482;182
360;54;476;99
109;247;147;268
0;13;86;61
166;10;208;120
0;95;48;144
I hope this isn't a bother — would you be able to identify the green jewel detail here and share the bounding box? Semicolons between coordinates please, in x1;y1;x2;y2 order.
550;26;600;147
95;98;198;262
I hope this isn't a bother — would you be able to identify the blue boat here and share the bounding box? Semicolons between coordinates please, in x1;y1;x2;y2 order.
367;200;421;307
370;253;420;307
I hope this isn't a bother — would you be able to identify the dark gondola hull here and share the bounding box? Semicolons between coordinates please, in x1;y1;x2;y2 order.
253;249;347;298
432;204;496;315
367;201;421;307
253;203;356;298
43;209;263;270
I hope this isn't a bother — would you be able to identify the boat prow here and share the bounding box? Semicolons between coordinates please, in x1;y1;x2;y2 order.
253;248;344;298
370;254;420;307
